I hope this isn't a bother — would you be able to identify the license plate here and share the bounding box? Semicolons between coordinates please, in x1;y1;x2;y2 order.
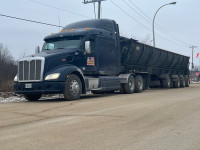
25;83;32;89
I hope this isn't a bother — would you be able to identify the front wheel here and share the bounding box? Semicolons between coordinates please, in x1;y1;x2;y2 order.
64;74;82;101
24;94;42;101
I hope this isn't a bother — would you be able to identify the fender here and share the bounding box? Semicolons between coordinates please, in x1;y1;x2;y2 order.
44;65;84;82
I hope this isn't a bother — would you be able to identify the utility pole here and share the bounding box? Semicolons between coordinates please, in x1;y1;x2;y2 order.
189;46;198;70
83;0;106;19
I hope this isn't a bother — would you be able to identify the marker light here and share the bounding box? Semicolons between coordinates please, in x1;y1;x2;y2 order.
65;30;68;32
51;33;54;35
85;28;89;30
45;73;60;80
71;29;75;31
60;30;63;32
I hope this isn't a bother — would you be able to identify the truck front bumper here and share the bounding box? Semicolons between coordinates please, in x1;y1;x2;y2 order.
14;81;65;94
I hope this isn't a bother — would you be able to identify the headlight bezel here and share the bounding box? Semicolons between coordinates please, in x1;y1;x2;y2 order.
45;73;60;80
14;75;18;82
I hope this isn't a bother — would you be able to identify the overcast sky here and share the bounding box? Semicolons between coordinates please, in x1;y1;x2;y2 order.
0;0;200;67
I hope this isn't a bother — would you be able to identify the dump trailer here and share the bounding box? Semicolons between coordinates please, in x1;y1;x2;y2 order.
13;19;190;101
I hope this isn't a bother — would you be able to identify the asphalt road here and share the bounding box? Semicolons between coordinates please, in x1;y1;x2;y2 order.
0;84;200;150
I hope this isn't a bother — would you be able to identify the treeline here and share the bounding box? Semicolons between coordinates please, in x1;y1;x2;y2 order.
0;43;17;92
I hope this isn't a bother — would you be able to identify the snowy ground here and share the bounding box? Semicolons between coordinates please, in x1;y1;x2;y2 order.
0;82;199;103
0;93;64;103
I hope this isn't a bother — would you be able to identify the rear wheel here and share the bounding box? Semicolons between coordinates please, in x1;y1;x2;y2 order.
162;76;171;88
185;78;190;87
123;75;135;94
135;75;143;93
180;76;185;88
64;74;82;100
24;94;42;101
174;76;180;88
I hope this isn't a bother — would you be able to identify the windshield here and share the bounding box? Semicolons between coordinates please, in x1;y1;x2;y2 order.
42;36;83;51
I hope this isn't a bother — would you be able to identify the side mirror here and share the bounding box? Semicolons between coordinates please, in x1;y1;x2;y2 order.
85;41;91;54
35;46;40;54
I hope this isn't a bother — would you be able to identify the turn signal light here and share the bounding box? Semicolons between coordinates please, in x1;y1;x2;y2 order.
85;28;89;30
71;29;75;31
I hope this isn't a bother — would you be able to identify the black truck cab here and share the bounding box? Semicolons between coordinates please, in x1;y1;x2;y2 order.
14;19;123;100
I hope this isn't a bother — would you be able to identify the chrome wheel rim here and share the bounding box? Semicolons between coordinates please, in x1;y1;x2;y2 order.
70;80;80;95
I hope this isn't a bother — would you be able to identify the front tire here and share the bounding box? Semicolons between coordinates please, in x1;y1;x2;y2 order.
24;94;42;101
64;74;82;101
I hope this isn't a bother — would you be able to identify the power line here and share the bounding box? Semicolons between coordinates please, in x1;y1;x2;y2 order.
127;0;192;47
0;13;63;28
29;0;90;19
109;0;192;48
109;0;151;31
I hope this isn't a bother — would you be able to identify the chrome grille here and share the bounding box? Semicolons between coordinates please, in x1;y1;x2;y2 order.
18;57;44;82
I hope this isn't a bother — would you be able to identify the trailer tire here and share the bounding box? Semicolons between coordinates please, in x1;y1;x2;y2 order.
64;74;82;101
174;76;180;88
185;78;190;87
135;75;143;93
24;94;42;101
123;75;135;94
180;76;185;88
162;76;171;88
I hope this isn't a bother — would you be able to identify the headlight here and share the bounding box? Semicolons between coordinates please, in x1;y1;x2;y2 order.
14;75;18;81
45;73;60;80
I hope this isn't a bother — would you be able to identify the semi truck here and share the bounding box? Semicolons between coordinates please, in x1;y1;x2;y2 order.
14;19;190;101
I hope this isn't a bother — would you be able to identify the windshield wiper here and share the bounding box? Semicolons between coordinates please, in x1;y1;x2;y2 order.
57;48;64;49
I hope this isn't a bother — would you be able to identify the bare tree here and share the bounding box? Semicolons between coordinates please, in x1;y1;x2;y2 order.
141;34;152;45
0;43;17;92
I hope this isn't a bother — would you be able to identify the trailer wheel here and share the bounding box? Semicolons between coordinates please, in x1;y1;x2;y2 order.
64;74;82;100
174;76;180;88
135;75;143;93
24;94;42;101
185;78;190;87
123;75;135;94
162;76;171;88
180;76;185;88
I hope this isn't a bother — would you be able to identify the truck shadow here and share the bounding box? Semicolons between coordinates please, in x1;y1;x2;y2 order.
29;93;118;103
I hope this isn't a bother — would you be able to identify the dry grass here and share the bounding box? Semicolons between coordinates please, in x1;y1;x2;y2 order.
0;80;14;92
